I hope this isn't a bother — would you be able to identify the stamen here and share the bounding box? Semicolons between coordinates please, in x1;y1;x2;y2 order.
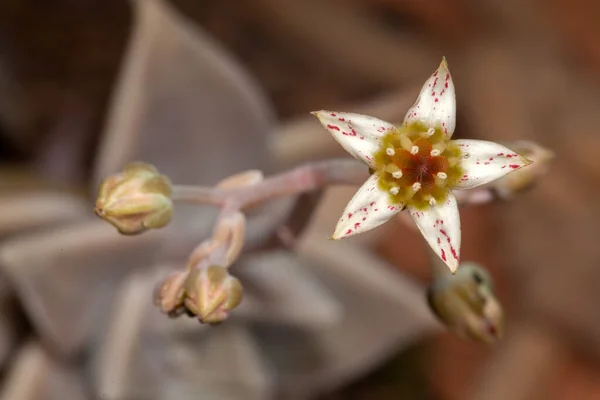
429;196;437;206
430;149;441;157
410;146;420;155
433;143;447;153
448;157;461;167
400;135;413;151
392;170;403;179
386;147;396;156
389;186;399;195
426;127;435;137
437;172;447;179
385;164;400;173
412;182;422;192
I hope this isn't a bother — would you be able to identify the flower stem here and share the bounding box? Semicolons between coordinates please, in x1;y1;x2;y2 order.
172;159;369;208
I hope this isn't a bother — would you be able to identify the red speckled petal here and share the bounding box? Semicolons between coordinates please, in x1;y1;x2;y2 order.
332;172;403;239
403;57;456;137
409;193;460;273
452;139;532;189
312;111;395;168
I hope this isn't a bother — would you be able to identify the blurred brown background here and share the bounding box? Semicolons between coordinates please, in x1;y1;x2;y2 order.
0;0;599;399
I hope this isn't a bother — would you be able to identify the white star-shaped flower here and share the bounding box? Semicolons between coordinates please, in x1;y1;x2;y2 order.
313;58;532;273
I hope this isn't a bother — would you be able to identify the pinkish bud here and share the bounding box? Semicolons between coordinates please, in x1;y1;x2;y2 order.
154;270;188;316
185;265;243;324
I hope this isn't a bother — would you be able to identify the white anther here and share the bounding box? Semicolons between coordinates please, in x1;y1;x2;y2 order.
386;147;396;156
410;146;420;155
437;172;447;180
389;186;399;195
430;149;441;157
426;127;435;137
429;196;437;206
392;170;403;179
412;182;422;192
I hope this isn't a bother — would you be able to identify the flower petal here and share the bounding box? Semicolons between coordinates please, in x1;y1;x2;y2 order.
452;139;533;189
403;57;456;137
312;111;395;168
332;172;403;239
409;193;460;273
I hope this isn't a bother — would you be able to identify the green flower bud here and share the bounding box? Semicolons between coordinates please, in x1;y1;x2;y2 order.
184;265;243;324
427;262;504;344
95;162;173;235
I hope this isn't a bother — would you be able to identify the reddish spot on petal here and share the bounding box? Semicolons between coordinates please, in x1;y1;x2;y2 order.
370;202;375;207
497;153;504;156
444;82;449;88
432;91;436;96
450;246;458;260
441;249;447;261
330;113;336;117
327;124;340;131
346;229;352;235
338;117;345;121
362;217;366;221
509;164;520;169
354;222;360;228
347;213;353;218
445;73;450;81
434;98;439;103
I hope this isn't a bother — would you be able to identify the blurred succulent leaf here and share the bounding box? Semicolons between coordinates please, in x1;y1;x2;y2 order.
0;220;164;356
92;0;281;257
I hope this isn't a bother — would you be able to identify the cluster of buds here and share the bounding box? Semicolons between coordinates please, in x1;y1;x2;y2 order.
95;162;173;235
154;265;243;324
96;164;253;324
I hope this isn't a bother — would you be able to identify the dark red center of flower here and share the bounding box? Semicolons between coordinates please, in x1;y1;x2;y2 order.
391;138;449;189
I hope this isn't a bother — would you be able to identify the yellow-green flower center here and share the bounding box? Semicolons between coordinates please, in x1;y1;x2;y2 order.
373;121;463;209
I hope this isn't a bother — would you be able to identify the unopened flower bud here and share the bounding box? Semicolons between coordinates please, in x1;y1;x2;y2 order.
95;162;173;235
427;262;504;344
154;270;188;316
185;265;243;324
493;140;554;200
